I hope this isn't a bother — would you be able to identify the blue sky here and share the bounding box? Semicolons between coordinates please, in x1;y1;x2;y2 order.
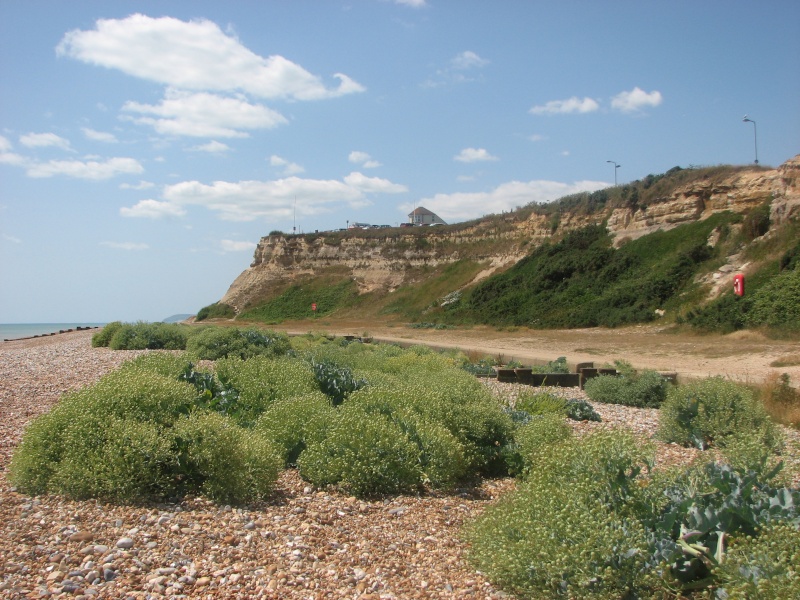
1;1;798;323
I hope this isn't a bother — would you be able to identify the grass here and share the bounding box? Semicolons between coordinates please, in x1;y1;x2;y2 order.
771;354;800;368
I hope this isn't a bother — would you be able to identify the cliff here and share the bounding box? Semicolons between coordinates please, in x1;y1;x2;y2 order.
220;156;800;313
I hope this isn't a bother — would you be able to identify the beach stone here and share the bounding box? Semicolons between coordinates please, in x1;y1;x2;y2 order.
103;568;116;581
115;537;134;549
69;531;94;543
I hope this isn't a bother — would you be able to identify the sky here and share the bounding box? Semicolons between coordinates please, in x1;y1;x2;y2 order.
1;1;798;323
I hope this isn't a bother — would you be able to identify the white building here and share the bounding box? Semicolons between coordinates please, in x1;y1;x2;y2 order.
408;207;446;226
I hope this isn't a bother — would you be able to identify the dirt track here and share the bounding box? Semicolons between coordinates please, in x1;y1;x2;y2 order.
271;320;800;387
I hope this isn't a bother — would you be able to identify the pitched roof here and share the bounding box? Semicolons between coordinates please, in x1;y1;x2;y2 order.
409;206;436;216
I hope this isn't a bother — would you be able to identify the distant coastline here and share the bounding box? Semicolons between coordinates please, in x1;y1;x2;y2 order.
0;323;105;342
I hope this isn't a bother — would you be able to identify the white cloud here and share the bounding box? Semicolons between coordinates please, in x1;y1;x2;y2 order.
412;179;608;221
220;239;257;252
270;155;305;175
530;96;599;115
20;132;73;151
343;172;407;194
454;147;499;163
120;180;155;190
123;89;288;138
100;241;149;251
120;199;187;219
0;135;13;152
191;141;231;153
2;233;22;244
394;0;427;7
451;51;489;70
82;127;118;143
26;157;144;180
128;172;407;222
57;14;365;100
611;87;663;113
348;151;382;168
528;134;546;142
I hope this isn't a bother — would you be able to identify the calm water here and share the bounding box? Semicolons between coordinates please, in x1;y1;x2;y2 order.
0;323;106;341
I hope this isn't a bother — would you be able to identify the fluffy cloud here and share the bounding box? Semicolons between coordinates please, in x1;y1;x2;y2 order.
270;155;305;175
530;96;600;115
0;135;12;152
26;157;144;180
220;239;257;252
82;128;118;143
120;180;155;190
122;172;407;222
611;87;663;113
454;147;499;163
123;89;288;138
394;0;427;6
348;151;382;169
20;132;73;151
413;179;608;221
120;199;187;219
100;241;149;250
57;14;365;101
191;141;231;153
451;51;489;70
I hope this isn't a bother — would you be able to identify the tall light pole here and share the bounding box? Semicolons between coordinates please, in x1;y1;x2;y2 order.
606;160;620;186
742;115;758;164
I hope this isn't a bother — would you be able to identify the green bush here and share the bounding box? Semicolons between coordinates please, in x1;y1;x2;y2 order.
310;359;367;405
566;398;601;422
515;390;567;416
91;321;123;347
256;393;336;466
715;521;800;598
747;267;800;330
108;321;190;350
512;413;572;476
186;326;291;360
584;369;669;408
298;405;422;496
466;429;656;598
657;377;782;450
195;302;236;321
171;412;281;503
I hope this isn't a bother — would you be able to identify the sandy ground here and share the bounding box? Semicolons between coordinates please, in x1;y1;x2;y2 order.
263;320;800;387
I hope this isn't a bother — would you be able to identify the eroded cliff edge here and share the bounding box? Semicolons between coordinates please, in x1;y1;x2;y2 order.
220;156;799;313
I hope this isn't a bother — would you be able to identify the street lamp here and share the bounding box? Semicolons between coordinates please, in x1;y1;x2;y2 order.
742;115;758;164
606;160;620;186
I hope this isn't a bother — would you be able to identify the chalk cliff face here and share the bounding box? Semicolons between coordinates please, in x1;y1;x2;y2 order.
220;156;800;312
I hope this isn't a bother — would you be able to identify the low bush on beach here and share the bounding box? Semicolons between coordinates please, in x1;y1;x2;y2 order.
657;377;782;450
466;427;800;598
90;320;123;347
584;366;670;408
195;301;236;321
186;326;291;361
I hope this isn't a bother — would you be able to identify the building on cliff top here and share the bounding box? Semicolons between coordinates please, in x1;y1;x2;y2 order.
409;206;447;226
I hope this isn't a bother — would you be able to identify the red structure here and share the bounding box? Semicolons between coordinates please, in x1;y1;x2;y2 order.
733;274;745;296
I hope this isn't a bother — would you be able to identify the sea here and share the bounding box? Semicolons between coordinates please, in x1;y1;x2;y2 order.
0;323;106;342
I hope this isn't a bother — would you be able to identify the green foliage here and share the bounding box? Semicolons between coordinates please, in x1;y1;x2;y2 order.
466;425;800;598
657;377;782;450
565;398;602;422
741;201;771;240
530;356;570;374
298;405;422;496
238;277;358;322
515;390;567;416
256;393;335;466
511;413;573;476
171;411;281;503
715;521;800;598
584;369;670;408
108;321;191;350
91;321;123;347
747;267;800;330
457;215;733;329
185;326;291;360
195;302;236;321
310;359;368;405
466;429;656;598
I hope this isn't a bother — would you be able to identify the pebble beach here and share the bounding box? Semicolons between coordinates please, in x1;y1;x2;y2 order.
1;331;798;599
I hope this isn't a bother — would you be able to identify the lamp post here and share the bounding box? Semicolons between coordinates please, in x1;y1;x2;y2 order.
606;160;620;186
742;115;758;164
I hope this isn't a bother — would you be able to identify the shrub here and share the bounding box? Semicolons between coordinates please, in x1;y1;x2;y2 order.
466;429;656;598
584;369;669;408
216;356;319;419
512;413;572;476
657;377;782;450
530;356;570;374
195;302;236;321
172;412;282;504
91;321;123;347
298;406;421;496
747;267;800;330
565;398;601;422
715;521;800;598
515;390;567;416
108;321;190;350
256;393;335;465
186;326;291;360
758;372;800;428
